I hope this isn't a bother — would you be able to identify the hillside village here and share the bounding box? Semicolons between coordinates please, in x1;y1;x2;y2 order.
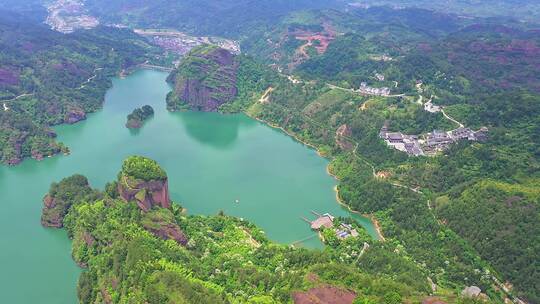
380;119;488;156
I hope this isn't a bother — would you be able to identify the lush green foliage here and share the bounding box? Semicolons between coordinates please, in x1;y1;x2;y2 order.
5;1;537;302
121;156;167;181
49;167;449;303
211;6;540;302
0;13;154;164
126;105;154;129
84;0;342;38
349;0;540;22
438;180;540;302
41;174;101;227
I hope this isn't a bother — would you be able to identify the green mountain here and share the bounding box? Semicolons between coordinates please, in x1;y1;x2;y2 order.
0;13;154;164
180;7;538;302
84;0;344;37
348;0;540;22
166;45;239;111
44;156;449;304
0;1;537;303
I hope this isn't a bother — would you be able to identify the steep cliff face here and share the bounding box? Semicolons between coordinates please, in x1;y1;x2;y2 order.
117;155;171;211
167;45;239;111
118;179;171;211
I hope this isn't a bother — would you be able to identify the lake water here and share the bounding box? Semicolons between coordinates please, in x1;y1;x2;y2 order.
0;69;377;303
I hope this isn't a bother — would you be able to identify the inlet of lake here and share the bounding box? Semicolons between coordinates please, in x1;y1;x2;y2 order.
0;69;378;303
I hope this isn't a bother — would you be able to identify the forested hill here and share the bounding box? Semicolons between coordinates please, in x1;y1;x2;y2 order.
0;0;45;21
1;1;538;303
42;156;442;303
348;0;540;22
84;0;344;37
0;13;153;164
208;7;539;303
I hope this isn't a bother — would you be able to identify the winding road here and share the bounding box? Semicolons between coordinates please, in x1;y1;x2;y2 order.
1;67;104;114
441;108;464;128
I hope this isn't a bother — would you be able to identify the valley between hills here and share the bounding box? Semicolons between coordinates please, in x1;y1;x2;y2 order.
0;1;538;303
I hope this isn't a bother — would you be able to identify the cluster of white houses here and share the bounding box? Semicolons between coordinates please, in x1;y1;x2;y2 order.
380;123;488;156
357;82;391;97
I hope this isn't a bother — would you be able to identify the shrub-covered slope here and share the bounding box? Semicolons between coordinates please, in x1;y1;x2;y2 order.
0;13;153;164
42;157;465;304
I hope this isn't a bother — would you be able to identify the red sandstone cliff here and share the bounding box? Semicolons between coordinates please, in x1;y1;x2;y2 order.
118;178;171;212
167;45;239;112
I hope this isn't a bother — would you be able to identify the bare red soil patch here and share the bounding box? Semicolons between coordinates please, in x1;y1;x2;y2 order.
292;23;337;56
293;285;356;304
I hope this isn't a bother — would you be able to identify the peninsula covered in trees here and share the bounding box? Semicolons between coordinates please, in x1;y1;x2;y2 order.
42;156;487;304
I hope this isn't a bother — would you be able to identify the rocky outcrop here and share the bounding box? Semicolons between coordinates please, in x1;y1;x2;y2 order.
118;179;171;211
64;106;87;124
461;286;482;298
145;221;187;245
422;297;447;304
167;45;239;112
117;156;171;212
117;157;187;243
41;194;63;227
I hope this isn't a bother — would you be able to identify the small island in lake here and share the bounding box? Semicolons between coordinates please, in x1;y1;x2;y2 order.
125;105;154;129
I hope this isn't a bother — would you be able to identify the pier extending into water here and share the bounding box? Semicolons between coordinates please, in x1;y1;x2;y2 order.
301;211;335;230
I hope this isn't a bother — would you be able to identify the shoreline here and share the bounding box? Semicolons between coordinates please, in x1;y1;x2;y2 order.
246;111;385;241
248;114;325;157
333;185;386;241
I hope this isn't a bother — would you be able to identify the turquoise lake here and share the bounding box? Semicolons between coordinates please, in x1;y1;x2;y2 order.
0;69;377;303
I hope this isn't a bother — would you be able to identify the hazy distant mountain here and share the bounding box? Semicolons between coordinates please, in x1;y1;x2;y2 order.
83;0;344;37
350;0;540;22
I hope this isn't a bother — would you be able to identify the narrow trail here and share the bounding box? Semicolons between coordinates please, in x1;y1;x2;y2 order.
1;93;35;115
1;93;35;103
441;108;464;128
1;67;105;115
258;87;274;104
355;242;370;263
2;67;103;107
77;67;103;90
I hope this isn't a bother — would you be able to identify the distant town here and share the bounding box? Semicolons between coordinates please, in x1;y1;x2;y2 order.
44;1;241;63
134;29;241;62
45;0;99;33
